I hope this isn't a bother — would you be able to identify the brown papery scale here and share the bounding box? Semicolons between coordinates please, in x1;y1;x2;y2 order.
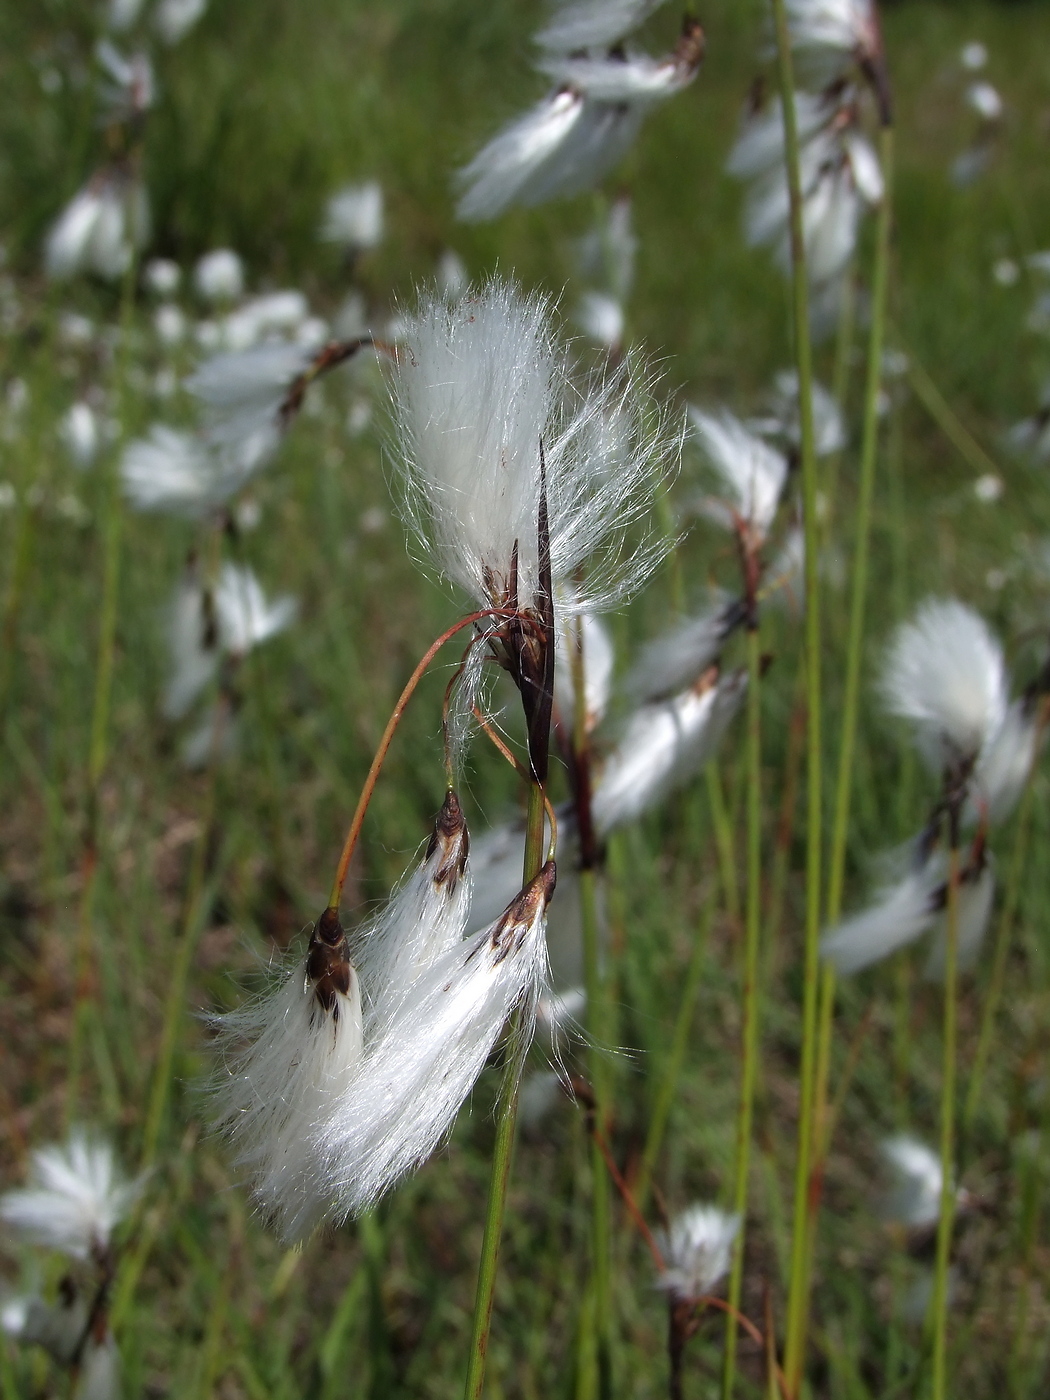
490;860;557;964
428;788;470;893
307;907;353;1013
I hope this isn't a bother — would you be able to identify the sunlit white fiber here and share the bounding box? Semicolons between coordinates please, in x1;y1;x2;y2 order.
217;291;313;353
0;1132;142;1261
966;81;1003;122
163;573;218;720
881;1136;946;1230
624;592;743;703
194;248;244;302
783;0;879;82
881;598;1008;773
213;563;296;657
353;792;473;1033
390;280;677;614
968;699;1041;826
120;426;232;516
210;943;365;1243
591;669;747;834
155;0;208;45
655;1205;740;1302
689;407;788;542
75;1333;121;1400
456;89;584;221
186;342;313;469
61;403;100;468
726;91;831;182
45;172;149;282
577;291;624;350
537;986;586;1041
321;863;555;1219
535;0;666;54
320;182;384;250
555;610;615;733
923;861;996;980
537;52;696;103
576;195;637;302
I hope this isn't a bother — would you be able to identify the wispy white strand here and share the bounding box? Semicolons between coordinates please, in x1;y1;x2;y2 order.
655;1204;740;1302
688;407;789;542
535;0;667;54
624;591;743;703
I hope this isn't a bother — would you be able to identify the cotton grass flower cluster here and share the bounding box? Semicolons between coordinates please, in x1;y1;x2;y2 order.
211;792;556;1240
822;599;1044;977
656;1204;740;1303
45;168;150;282
456;4;703;220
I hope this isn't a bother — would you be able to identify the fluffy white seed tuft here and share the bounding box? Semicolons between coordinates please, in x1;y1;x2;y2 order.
689;408;789;543
881;1136;947;1230
535;0;667;54
655;1204;740;1302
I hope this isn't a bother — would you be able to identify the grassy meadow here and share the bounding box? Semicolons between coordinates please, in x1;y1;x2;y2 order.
2;0;1050;1396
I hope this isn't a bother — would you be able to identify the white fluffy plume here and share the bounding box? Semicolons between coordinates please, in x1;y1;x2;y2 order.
591;668;747;833
535;0;667;54
389;279;677;615
656;1204;740;1302
689;407;789;543
881;598;1008;774
319;861;555;1219
624;592;744;703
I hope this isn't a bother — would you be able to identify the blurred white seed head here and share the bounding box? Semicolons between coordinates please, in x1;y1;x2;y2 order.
689;407;789;545
576;290;625;351
155;0;208;45
194;248;245;302
96;40;154;121
555;609;615;734
535;0;667;54
576;195;637;303
881;1136;951;1230
881;598;1008;775
2;1289;88;1366
960;42;988;72
45;170;150;282
968;698;1041;826
0;1132;143;1261
121;426;235;516
592;667;747;833
783;0;881;83
213;563;297;658
966;81;1002;123
923;860;995;980
74;1332;122;1400
656;1204;740;1302
164;570;218;719
624;592;743;703
320;181;384;250
60;402;101;468
186;341;313;470
752;370;846;458
143;257;181;296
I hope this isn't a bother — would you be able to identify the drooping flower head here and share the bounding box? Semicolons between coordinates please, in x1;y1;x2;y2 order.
0;1132;143;1261
784;0;884;88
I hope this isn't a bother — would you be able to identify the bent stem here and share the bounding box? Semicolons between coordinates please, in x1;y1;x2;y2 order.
805;121;896;1322
722;623;764;1400
930;844;961;1400
769;0;825;1389
463;778;547;1400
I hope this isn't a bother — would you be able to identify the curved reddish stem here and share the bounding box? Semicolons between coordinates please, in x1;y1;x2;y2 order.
326;608;518;913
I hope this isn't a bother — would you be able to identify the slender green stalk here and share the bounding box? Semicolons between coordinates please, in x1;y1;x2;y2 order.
930;845;961;1400
462;777;546;1400
0;493;36;723
768;1;825;1390
706;764;741;924
722;623;764;1400
823;267;857;523
802;123;896;1323
905;351;1002;479
963;753;1039;1134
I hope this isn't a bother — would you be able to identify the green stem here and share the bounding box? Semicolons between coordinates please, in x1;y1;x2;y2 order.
803;121;896;1323
904;351;1002;480
581;865;613;1400
462;777;546;1400
963;757;1039;1135
706;764;740;924
823;266;857;524
930;846;961;1400
768;0;824;1390
722;623;764;1400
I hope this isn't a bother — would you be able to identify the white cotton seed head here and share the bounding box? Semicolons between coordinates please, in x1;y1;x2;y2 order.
155;0;208;45
0;1132;142;1261
576;195;637;302
320;182;384;250
881;1136;945;1230
656;1205;740;1302
760;369;846;457
821;862;941;975
689;407;788;542
194;248;244;302
164;572;218;719
554;610;615;734
455;89;586;222
536;53;696;104
209;944;365;1243
576;290;625;351
61;402;100;468
624;592;743;703
592;668;747;834
45;173;149;282
353;790;473;1032
320;862;556;1218
784;0;880;83
213;563;296;657
2;1292;88;1366
535;0;667;54
390;280;676;614
74;1333;122;1400
120;425;230;517
923;861;996;981
881;599;1008;773
186;341;312;473
968;699;1040;826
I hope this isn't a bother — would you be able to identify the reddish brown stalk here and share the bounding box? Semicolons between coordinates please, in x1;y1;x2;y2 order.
325;608;521;914
590;1121;664;1270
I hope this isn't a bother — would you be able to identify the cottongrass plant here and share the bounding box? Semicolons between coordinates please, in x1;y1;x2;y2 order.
656;1205;740;1400
1;1133;144;1400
